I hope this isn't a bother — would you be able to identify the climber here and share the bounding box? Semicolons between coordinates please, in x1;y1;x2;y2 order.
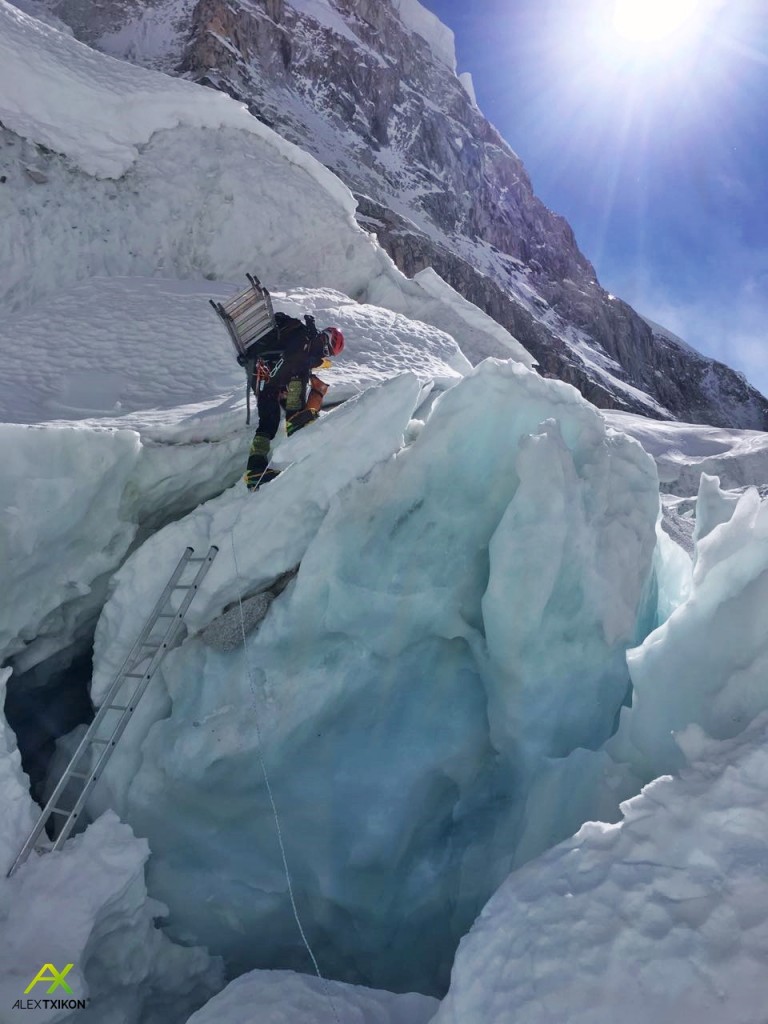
244;313;344;490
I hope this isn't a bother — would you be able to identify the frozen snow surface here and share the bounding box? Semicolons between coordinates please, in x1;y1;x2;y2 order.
605;410;768;494
434;715;768;1024
0;2;532;370
185;969;438;1024
0;812;223;1023
0;279;466;430
390;0;457;70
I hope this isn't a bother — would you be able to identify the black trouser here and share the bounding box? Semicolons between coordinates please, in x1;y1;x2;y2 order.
245;376;306;484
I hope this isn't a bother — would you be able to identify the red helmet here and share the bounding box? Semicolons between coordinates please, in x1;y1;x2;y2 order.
323;327;344;357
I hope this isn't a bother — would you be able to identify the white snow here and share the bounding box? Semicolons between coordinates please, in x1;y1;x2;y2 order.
0;279;466;431
185;969;438;1024
0;2;531;375
0;812;222;1023
458;72;477;107
0;2;277;180
612;479;768;778
434;714;768;1024
605;409;768;494
390;0;457;70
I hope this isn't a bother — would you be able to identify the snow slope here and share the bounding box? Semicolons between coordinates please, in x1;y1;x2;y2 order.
605;410;768;494
0;2;534;370
0;279;466;431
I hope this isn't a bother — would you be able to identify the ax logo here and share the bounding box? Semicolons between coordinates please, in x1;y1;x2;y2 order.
23;964;74;995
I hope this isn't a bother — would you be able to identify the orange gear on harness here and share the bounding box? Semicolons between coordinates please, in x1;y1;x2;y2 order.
306;375;329;415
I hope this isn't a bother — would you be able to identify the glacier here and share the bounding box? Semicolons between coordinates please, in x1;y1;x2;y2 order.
2;1;768;1022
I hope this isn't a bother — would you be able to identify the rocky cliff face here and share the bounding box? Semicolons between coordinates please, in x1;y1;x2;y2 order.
28;0;768;428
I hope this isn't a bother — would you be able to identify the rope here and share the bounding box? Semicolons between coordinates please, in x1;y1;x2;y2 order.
228;531;342;1024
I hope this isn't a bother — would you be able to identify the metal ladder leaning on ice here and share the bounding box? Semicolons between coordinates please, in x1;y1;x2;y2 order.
6;545;219;878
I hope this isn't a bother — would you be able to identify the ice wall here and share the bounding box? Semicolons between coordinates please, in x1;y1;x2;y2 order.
612;479;768;777
89;361;659;994
434;715;768;1024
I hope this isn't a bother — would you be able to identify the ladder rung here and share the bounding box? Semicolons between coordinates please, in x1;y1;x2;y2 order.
106;704;130;712
69;771;91;780
50;807;73;816
90;738;112;745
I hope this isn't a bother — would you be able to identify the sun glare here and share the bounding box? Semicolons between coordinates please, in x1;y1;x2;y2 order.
613;0;700;43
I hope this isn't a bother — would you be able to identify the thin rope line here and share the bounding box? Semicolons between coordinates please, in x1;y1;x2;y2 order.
229;530;341;1024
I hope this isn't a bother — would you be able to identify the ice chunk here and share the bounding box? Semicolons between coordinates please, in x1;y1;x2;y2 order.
186;969;439;1024
434;715;768;1024
0;812;223;1023
0;423;140;668
613;485;768;777
89;361;659;994
693;472;740;545
0;668;38;875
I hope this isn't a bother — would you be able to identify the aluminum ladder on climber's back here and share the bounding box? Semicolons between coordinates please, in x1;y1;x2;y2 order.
6;545;219;878
209;272;278;362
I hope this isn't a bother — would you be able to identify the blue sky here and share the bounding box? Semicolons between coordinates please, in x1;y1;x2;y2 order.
423;0;768;398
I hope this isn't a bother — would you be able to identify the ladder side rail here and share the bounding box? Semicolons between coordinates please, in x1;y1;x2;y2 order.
52;545;219;849
6;547;198;877
91;547;196;716
211;301;249;357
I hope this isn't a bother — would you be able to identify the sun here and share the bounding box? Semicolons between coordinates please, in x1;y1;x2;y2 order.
613;0;700;43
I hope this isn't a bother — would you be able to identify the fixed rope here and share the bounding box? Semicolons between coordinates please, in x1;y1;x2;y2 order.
229;531;341;1024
